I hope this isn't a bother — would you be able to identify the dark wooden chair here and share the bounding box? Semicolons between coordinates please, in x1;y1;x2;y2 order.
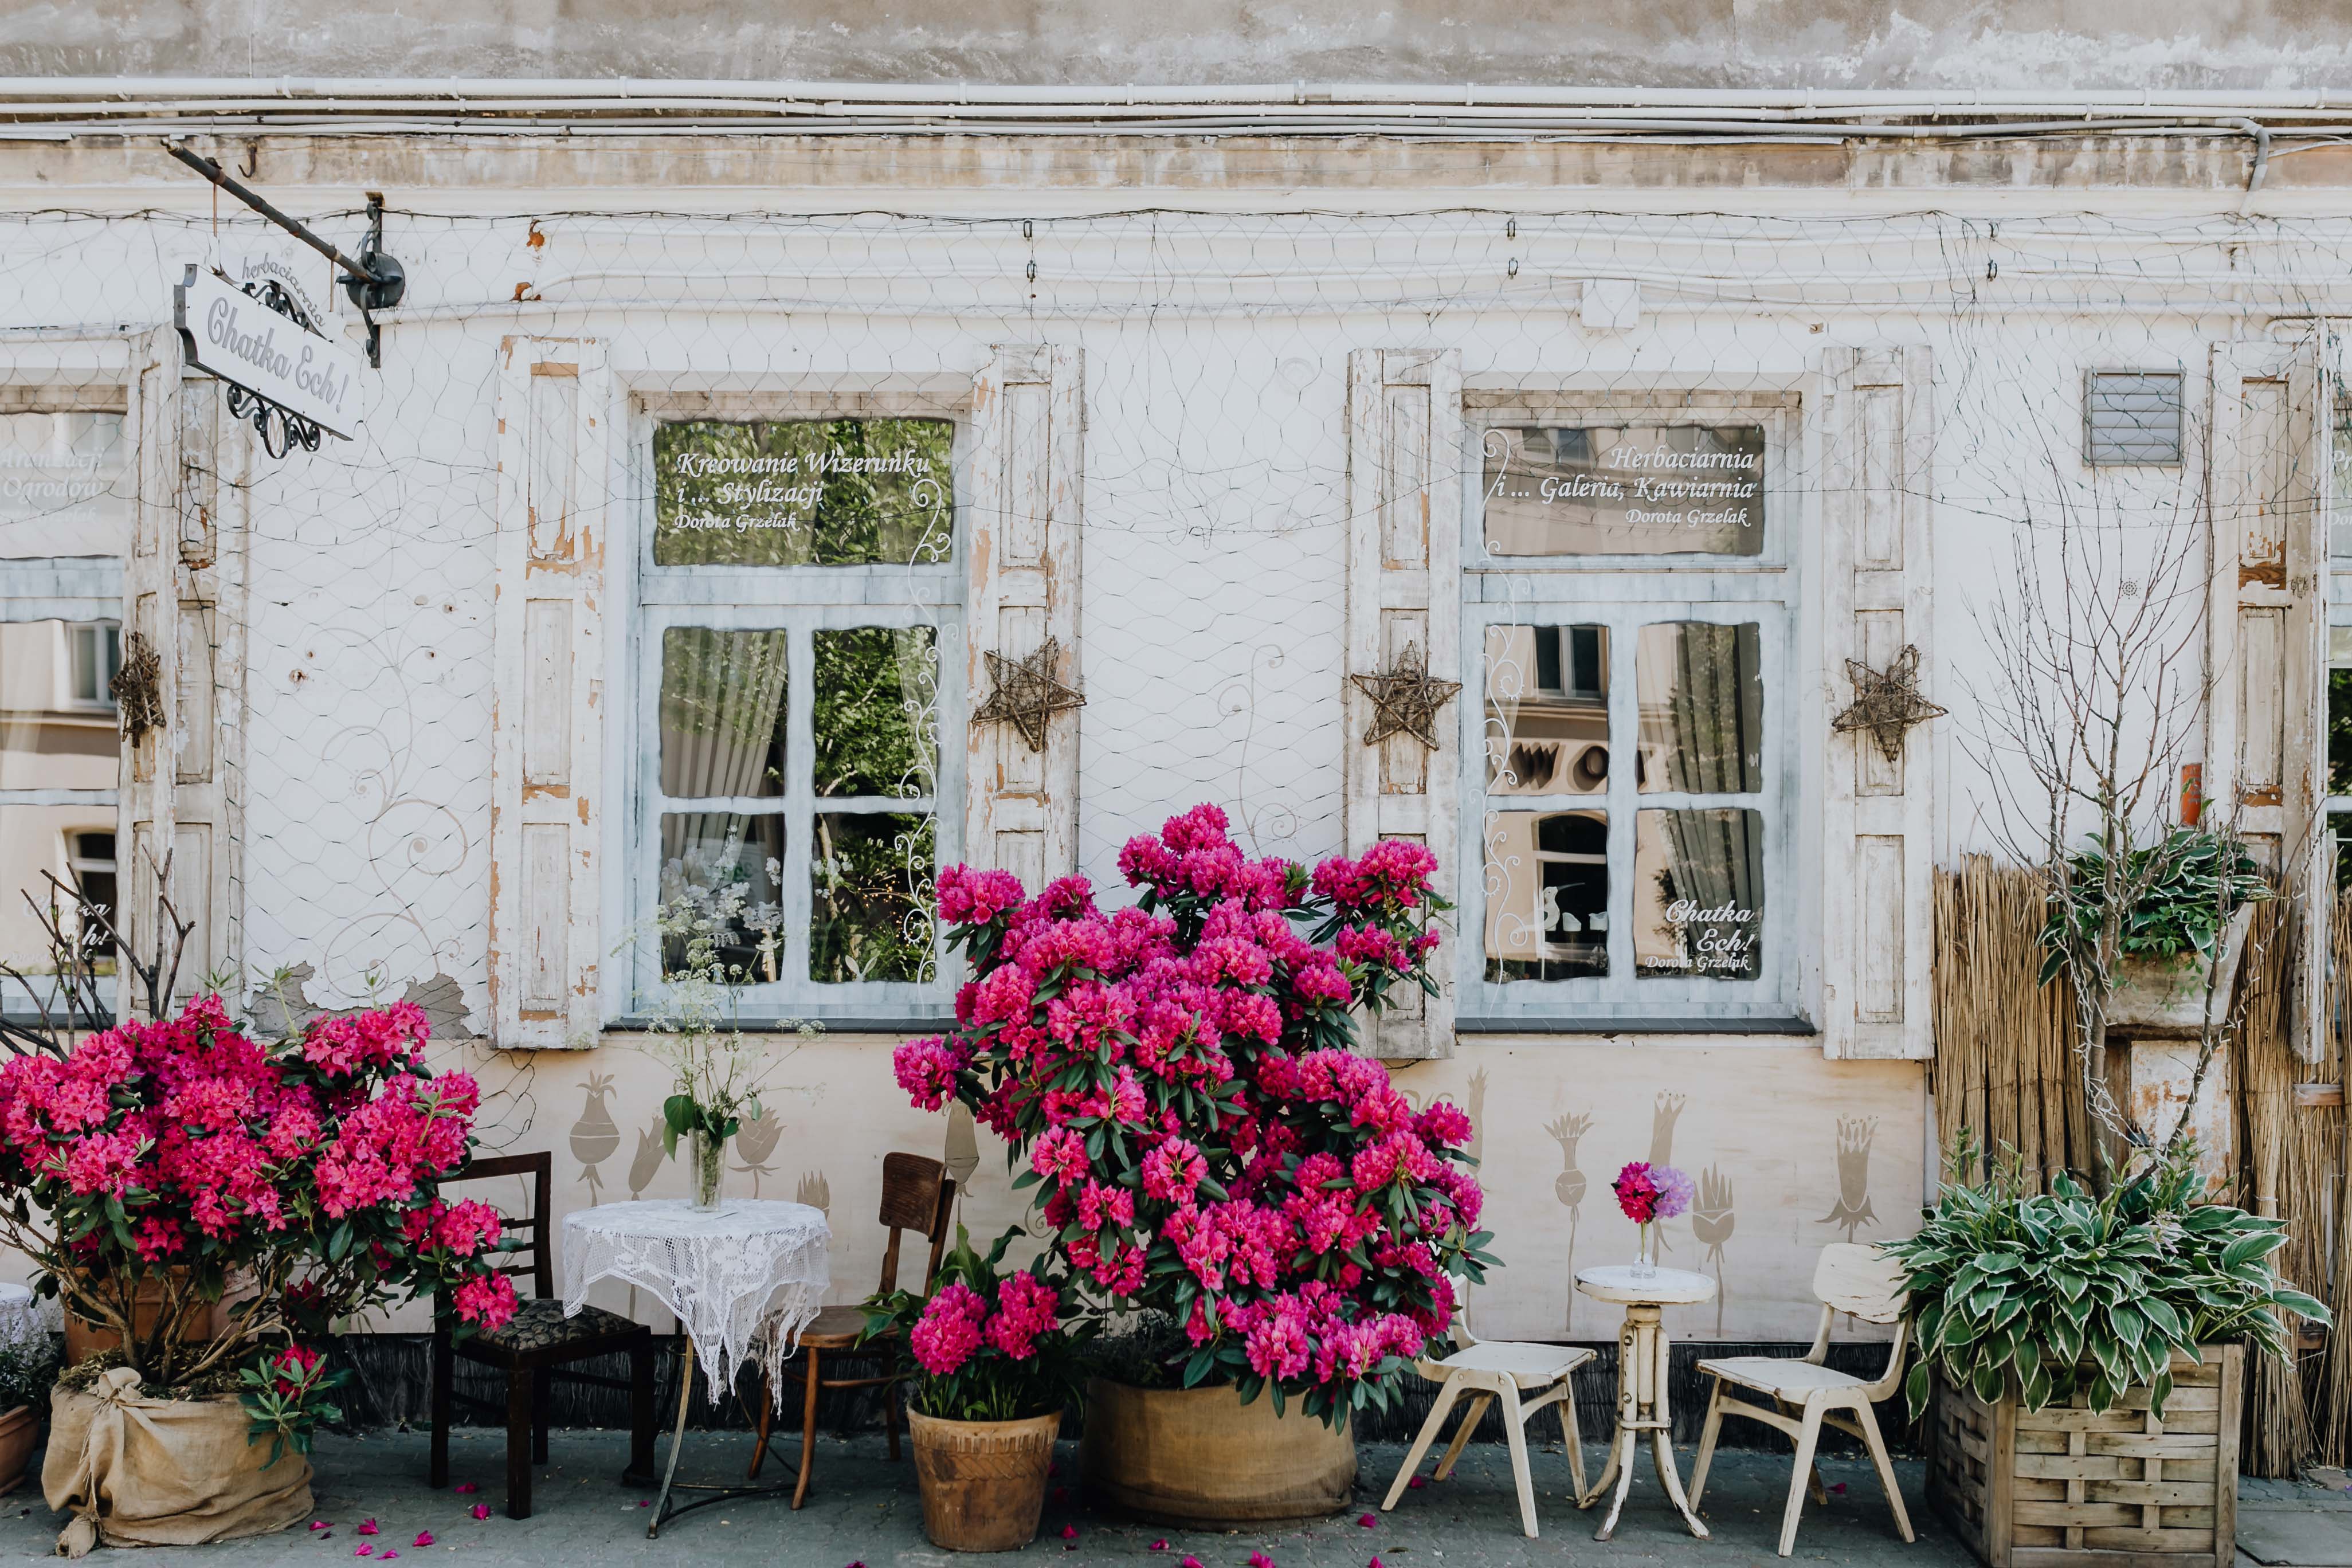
749;1151;955;1507
428;1151;658;1520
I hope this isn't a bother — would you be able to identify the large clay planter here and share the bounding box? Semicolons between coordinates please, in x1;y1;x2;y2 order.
0;1404;36;1496
1080;1378;1357;1527
58;1270;216;1366
907;1407;1060;1552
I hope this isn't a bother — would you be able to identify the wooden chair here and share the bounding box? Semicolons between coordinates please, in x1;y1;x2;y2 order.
748;1151;955;1508
428;1151;658;1520
1380;1274;1594;1538
1688;1242;1915;1557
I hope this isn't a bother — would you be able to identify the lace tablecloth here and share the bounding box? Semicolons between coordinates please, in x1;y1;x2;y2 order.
562;1200;832;1410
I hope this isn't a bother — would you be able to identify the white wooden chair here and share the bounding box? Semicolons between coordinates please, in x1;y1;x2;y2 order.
1688;1242;1915;1557
1379;1275;1595;1538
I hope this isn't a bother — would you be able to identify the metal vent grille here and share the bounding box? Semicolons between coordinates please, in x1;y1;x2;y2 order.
2084;370;2184;465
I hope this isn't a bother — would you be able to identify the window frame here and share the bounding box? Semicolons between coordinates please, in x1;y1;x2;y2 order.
1459;390;1801;1028
617;388;969;1028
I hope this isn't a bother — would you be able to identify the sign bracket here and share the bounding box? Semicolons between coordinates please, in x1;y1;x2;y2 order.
163;143;406;367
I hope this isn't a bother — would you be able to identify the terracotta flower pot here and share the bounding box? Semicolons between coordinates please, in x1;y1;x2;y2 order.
907;1407;1060;1552
1080;1377;1357;1528
57;1269;217;1367
0;1404;36;1497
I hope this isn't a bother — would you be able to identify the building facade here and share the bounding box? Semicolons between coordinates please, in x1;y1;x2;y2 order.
1;41;2348;1344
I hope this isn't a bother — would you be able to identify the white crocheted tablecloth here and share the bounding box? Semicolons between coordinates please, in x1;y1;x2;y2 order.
562;1199;832;1410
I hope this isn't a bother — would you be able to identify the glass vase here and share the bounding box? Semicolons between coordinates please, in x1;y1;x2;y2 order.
691;1128;724;1212
1630;1221;1657;1280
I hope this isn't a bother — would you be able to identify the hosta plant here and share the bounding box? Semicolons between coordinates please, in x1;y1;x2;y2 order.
2038;826;2271;986
1885;1147;2327;1420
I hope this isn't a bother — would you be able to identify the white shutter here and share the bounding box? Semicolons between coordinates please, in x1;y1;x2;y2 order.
2207;337;2329;1063
488;338;610;1049
120;328;245;1012
1820;346;1937;1060
1343;348;1463;1062
966;343;1083;889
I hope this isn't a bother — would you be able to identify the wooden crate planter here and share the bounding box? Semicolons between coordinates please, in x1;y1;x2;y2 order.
1927;1344;2241;1568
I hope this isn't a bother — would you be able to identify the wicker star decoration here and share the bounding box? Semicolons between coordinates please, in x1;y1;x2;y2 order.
1831;644;1946;764
971;636;1085;753
1351;641;1463;750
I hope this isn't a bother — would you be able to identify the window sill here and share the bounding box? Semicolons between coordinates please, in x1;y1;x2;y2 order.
1453;1014;1818;1037
606;1013;948;1036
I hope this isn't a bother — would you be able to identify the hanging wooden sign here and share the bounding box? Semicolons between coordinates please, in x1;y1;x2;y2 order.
173;265;364;445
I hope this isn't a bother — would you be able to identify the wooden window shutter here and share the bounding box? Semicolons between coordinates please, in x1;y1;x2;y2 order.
2207;336;2329;1063
121;326;245;1013
1820;346;1937;1060
489;338;610;1049
966;343;1084;889
1343;348;1463;1061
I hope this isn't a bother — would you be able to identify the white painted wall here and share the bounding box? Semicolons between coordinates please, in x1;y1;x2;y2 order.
2;189;2335;1338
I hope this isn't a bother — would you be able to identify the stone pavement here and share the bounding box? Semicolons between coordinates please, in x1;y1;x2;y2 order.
0;1429;2347;1566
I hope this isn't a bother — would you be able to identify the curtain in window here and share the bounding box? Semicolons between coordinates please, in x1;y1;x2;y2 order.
659;628;789;799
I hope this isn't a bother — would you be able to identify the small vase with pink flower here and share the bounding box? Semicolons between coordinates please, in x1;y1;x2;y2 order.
1611;1161;1695;1279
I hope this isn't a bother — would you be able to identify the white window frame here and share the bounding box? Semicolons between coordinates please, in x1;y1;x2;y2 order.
60;619;120;710
1459;390;1802;1028
615;389;969;1028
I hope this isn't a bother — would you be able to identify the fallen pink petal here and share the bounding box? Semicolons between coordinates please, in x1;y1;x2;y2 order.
309;1520;332;1532
1182;1557;1204;1568
1060;1524;1078;1539
354;1550;373;1561
1148;1542;1169;1552
1406;1476;1427;1490
469;1504;492;1521
381;1554;399;1562
1371;1559;1386;1568
454;1483;477;1494
1249;1553;1277;1568
357;1519;379;1535
413;1532;434;1547
1358;1513;1377;1527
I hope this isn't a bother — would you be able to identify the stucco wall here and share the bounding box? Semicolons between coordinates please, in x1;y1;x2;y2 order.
6;0;2352;91
1;178;2315;1339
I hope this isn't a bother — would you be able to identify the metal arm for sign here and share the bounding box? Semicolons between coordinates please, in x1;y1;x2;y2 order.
163;143;406;367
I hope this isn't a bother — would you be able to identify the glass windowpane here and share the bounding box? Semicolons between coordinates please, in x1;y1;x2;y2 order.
0;411;129;559
1634;808;1765;979
1484;624;1609;795
652;417;953;567
1483;809;1608;981
1483;423;1765;556
811;812;936;984
814;626;938;799
1636;622;1763;794
2333;395;2352;560
660;628;789;798
657;813;786;981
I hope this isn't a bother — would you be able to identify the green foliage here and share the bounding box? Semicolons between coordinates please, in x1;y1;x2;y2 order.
809;812;936;984
0;1335;58;1414
1884;1147;2327;1420
2037;827;2271;986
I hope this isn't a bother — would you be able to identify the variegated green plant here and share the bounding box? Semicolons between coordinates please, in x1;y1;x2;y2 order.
1884;1150;2327;1420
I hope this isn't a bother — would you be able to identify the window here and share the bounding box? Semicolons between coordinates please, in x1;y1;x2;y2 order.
1465;394;1794;1025
65;831;116;971
630;409;963;1022
64;621;118;707
2083;371;2185;466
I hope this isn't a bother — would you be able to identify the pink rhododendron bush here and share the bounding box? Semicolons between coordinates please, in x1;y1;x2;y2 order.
0;994;516;1452
892;804;1492;1428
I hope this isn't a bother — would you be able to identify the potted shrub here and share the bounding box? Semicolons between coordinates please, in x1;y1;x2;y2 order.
0;1332;61;1494
865;1226;1085;1551
891;804;1491;1527
2041;828;2269;1034
0;994;519;1557
1888;1149;2326;1568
